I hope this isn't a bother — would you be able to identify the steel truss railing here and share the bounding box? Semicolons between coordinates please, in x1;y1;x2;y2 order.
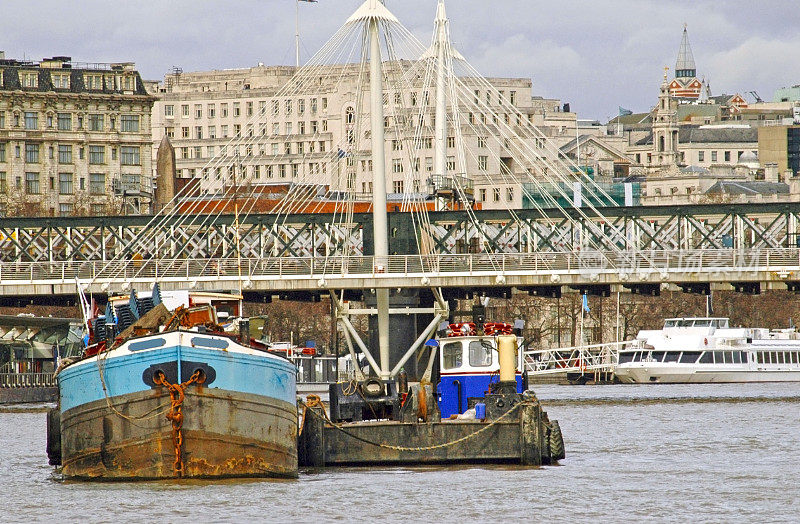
523;341;630;375
2;248;800;296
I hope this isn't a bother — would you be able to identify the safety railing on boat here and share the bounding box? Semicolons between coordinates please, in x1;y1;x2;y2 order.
0;372;56;388
0;248;799;284
523;341;632;375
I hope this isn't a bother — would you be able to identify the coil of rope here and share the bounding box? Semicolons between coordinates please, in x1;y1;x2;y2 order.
298;395;536;452
153;369;204;477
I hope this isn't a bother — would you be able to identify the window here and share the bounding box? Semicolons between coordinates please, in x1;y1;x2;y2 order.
221;125;228;138
25;143;39;163
493;187;500;202
245;101;253;117
724;151;731;162
220;103;228;118
58;145;72;164
447;156;456;171
507;187;514;201
88;145;105;164
285;122;293;135
21;71;39;88
447;136;455;148
392;159;403;173
24;112;38;130
164;105;174;117
442;342;463;370
292;164;299;178
181;104;189;117
478;136;487;148
58;173;73;195
479;188;486;202
181;126;190;138
478;155;488;171
393;180;404;193
711;151;718;162
120;146;140;165
284;99;292;115
510;91;517;105
52;73;70;89
25;172;40;194
310;98;318;114
298;121;306;135
698;151;705;162
0;172;5;193
89;173;105;194
468;341;493;367
58;203;74;217
233;102;241;117
56;113;72;131
298;99;305;115
121;115;139;132
0;143;5;162
321;97;328;111
195;126;203;139
165;127;174;138
88;114;104;132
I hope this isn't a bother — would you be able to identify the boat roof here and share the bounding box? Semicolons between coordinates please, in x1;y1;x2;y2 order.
665;317;729;321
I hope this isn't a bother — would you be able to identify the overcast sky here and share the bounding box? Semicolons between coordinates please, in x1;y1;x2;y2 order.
2;1;798;120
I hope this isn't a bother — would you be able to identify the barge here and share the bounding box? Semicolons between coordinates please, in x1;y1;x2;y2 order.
47;286;298;480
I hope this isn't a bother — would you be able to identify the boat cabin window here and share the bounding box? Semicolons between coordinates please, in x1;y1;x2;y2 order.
651;351;665;362
693;320;712;327
679;351;701;363
618;352;634;364
699;351;713;363
664;351;680;362
468;340;493;367
664;320;676;328
442;342;463;370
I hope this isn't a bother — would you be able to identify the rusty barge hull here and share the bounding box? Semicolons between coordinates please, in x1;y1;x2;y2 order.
60;387;298;480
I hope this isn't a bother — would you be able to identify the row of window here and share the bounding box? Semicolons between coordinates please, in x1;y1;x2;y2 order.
166;119;330;141
10;70;137;91
619;350;800;365
0;142;141;165
0;171;112;195
0;111;140;133
165;97;331;119
477;187;515;203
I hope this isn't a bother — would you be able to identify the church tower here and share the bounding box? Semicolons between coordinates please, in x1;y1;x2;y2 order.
652;68;680;170
668;25;703;99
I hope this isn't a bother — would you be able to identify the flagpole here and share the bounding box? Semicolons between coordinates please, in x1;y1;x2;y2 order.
295;0;300;68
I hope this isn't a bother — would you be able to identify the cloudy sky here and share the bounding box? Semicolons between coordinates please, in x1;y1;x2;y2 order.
2;0;798;120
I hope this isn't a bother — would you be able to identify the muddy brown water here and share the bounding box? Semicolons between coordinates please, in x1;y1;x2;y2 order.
2;383;798;522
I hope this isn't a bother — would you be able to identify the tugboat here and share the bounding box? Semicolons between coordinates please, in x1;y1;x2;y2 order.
298;307;565;467
47;284;298;480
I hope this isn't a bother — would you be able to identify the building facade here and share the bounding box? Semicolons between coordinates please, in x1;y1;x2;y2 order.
0;53;154;217
150;64;578;211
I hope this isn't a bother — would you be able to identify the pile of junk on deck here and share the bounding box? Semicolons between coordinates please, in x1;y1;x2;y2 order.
46;284;564;480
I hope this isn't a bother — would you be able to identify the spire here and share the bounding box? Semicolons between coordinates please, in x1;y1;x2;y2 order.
675;24;696;79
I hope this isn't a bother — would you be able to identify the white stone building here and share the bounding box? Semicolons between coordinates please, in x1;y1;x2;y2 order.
149;63;578;210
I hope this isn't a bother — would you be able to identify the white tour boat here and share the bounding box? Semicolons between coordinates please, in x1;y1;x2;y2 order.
615;317;800;383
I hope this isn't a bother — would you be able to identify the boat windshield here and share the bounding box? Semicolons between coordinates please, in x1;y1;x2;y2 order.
664;320;677;328
442;342;463;370
693;320;712;327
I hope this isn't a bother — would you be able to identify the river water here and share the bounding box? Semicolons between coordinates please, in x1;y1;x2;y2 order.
2;383;798;523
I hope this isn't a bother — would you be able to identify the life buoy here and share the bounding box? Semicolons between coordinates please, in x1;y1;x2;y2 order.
448;322;476;336
704;338;708;346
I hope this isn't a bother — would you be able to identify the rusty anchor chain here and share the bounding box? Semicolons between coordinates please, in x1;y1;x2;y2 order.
153;369;204;477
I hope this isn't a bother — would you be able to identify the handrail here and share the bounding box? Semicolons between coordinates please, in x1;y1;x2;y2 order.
0;372;56;388
0;248;799;287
